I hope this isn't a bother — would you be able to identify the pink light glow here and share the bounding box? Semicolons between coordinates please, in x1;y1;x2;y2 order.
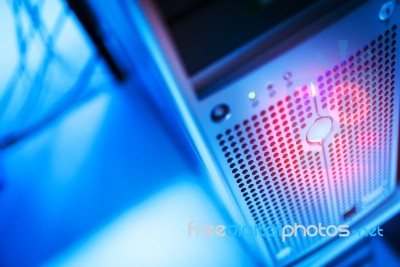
327;82;371;126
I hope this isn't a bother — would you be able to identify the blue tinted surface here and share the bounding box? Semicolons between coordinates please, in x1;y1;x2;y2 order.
0;0;399;266
0;0;107;145
0;86;257;267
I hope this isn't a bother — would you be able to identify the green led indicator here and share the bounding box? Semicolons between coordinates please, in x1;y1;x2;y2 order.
248;91;256;100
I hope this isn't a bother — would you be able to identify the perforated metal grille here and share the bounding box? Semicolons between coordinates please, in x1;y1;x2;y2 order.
320;24;397;221
216;96;334;259
216;24;397;263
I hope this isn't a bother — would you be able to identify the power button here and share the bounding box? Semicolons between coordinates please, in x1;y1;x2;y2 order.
211;104;231;122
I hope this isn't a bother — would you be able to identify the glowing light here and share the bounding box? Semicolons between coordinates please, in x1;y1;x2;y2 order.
327;82;370;125
310;82;317;97
248;91;256;100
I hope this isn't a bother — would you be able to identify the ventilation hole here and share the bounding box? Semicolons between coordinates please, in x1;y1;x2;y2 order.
215;25;397;261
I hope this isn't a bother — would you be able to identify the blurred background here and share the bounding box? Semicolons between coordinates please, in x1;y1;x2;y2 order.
0;0;399;266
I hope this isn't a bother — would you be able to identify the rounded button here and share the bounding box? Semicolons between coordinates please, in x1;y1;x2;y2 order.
283;71;292;81
306;116;334;144
379;1;395;22
211;104;230;122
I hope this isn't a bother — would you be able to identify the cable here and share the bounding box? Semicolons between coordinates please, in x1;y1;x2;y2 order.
0;0;110;150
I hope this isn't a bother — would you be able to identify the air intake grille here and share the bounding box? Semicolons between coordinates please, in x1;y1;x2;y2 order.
216;24;397;263
322;25;397;222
